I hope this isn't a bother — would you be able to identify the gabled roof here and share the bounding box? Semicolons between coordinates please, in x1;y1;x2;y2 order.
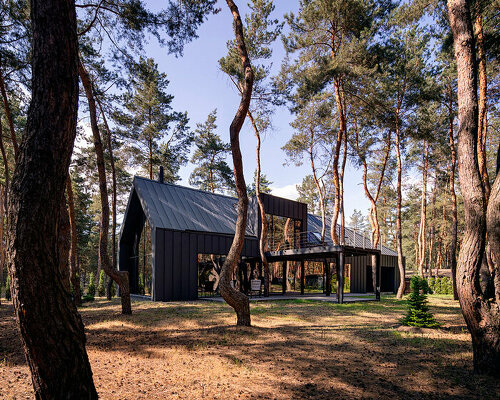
307;214;398;257
129;176;258;237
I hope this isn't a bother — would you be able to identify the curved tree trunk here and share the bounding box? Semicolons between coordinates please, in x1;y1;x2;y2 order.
6;0;97;396
248;111;270;296
66;176;81;306
78;58;131;314
96;97;117;299
219;0;254;326
448;0;500;375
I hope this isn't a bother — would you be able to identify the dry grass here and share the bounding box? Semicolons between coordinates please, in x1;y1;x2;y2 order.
1;295;499;399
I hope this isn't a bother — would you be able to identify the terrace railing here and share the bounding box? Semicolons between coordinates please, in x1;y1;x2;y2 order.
268;229;385;252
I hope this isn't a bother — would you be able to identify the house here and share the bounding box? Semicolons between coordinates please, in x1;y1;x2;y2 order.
119;174;401;302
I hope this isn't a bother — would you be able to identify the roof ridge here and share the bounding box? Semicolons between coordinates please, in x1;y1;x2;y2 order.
133;175;239;201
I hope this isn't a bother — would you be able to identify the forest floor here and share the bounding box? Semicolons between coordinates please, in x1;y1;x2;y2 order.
1;295;500;400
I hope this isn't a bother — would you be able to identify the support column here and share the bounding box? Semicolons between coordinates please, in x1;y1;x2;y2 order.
282;260;287;294
337;252;344;304
324;259;331;296
300;260;305;295
375;252;381;301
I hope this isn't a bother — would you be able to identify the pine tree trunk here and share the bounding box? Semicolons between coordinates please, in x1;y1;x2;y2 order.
66;176;81;306
6;0;97;395
331;78;345;245
448;85;459;300
248;111;270;296
448;0;500;375
219;0;254;326
395;116;406;298
418;140;428;277
339;129;347;244
96;97;117;300
474;11;490;200
78;58;131;314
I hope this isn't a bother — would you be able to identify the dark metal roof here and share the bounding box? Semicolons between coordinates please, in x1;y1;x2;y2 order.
307;214;398;257
131;176;258;237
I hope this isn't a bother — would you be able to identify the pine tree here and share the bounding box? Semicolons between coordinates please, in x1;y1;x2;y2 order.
97;270;106;297
116;57;192;181
401;276;439;328
189;109;234;193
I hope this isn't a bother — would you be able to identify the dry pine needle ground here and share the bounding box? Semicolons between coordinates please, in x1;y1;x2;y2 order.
1;296;499;399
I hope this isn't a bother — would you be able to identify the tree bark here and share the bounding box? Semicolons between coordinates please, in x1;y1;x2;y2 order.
448;86;459;300
418;140;429;277
448;0;500;375
330;78;345;245
395;114;406;298
0;66;19;159
78;58;131;314
339;127;347;244
219;0;254;326
474;11;490;200
66;176;81;306
96;96;117;299
6;0;97;396
247;111;270;296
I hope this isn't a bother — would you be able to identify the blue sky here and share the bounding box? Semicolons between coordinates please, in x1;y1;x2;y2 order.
141;0;371;220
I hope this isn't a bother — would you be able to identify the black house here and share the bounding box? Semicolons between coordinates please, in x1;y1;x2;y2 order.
119;176;400;301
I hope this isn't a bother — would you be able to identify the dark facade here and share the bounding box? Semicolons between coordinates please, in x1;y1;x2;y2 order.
119;176;401;301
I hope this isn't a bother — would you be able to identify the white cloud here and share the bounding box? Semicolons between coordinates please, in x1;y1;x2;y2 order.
270;184;299;201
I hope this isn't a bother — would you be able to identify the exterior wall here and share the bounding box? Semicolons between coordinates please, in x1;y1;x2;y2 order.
259;193;308;233
152;228;259;301
346;254;400;294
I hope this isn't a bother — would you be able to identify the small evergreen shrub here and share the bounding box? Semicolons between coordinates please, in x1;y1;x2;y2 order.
401;275;440;328
87;272;96;297
97;270;106;297
110;281;117;297
82;294;94;302
5;274;11;301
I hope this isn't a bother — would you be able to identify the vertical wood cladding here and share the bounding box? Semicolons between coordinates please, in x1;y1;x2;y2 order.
152;228;259;301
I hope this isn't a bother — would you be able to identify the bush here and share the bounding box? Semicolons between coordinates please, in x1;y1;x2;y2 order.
401;276;440;328
5;274;11;301
434;277;442;294
87;272;96;297
97;270;106;297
